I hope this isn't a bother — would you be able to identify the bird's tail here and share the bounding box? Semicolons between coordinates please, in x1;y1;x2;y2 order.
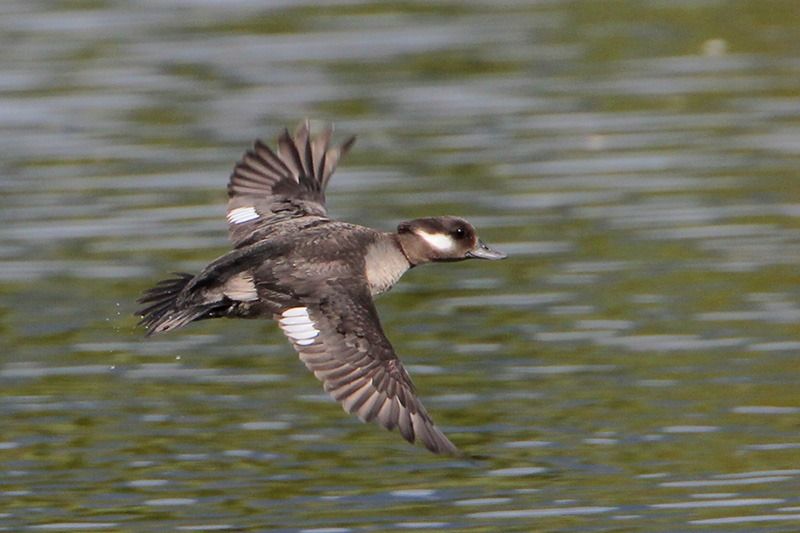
137;273;213;336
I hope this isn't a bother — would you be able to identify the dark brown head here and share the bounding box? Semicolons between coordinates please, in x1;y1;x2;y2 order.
396;216;506;265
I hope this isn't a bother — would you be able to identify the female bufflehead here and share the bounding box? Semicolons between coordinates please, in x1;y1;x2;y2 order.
138;121;506;454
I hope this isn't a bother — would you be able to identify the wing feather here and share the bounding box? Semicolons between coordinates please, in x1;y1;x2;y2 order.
274;288;459;455
226;120;355;247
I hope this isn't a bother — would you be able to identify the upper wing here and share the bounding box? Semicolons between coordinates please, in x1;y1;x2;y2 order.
226;120;355;247
275;283;459;455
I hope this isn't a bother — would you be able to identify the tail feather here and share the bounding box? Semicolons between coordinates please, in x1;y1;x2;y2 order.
137;273;201;336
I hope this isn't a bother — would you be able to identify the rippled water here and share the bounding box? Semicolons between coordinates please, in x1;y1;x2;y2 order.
2;1;800;531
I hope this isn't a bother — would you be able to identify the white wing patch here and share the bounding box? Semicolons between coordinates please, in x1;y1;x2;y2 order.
417;230;455;252
227;206;260;224
279;307;320;346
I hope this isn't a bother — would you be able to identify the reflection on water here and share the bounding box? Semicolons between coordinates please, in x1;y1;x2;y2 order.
2;0;800;530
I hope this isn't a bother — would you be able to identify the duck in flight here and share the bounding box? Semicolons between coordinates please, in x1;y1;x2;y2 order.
138;121;506;454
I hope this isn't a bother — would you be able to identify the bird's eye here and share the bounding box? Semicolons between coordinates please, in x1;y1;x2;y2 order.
452;226;467;239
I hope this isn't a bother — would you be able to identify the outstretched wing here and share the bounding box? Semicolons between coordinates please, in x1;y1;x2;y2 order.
226;120;355;247
275;283;459;455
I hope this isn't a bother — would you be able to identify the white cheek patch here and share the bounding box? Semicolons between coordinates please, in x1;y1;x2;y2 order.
279;307;320;346
227;206;259;224
417;230;455;252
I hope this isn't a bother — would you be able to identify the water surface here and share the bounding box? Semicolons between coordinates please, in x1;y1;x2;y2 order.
2;1;800;531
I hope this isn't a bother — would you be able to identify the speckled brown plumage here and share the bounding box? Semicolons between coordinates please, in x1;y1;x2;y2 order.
138;121;505;455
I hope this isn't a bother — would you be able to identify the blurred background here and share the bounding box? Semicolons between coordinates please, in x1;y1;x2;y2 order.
2;1;800;531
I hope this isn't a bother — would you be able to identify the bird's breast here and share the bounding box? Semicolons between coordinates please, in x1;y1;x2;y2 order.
364;239;411;297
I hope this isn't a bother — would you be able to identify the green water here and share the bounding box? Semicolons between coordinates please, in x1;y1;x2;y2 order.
2;1;800;531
